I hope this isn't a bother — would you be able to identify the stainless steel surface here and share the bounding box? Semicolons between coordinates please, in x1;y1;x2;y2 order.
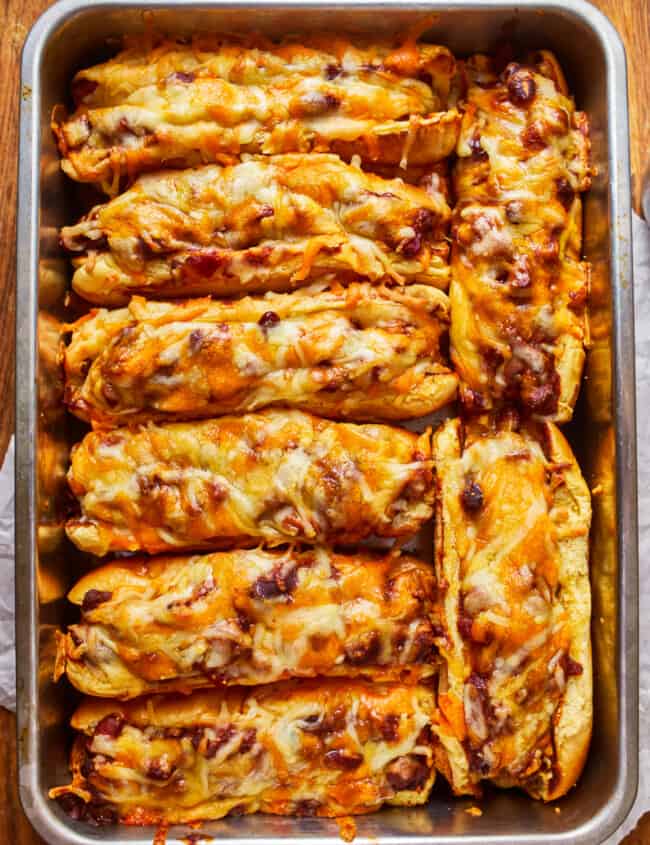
15;2;638;843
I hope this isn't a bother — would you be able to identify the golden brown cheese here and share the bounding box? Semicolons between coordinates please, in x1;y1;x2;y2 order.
67;34;458;108
64;284;457;426
65;410;433;556
61;155;451;305
50;680;437;824
450;52;591;422
55;547;439;697
55;34;460;189
430;416;592;801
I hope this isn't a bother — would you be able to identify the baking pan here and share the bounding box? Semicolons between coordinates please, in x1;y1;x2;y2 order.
15;1;638;843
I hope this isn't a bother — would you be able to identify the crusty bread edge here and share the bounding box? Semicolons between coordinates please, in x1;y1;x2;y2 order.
541;421;592;801
554;329;587;424
431;418;475;796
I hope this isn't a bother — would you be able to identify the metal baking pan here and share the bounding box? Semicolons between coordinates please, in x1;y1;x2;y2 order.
15;1;638;843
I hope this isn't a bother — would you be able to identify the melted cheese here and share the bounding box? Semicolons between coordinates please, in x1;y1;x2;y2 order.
68;35;456;105
64;283;456;425
65;410;434;556
55;35;460;186
450;52;590;422
50;680;437;823
61;155;452;304
431;418;591;800
56;547;438;697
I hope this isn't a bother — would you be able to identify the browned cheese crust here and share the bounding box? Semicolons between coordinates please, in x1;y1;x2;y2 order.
65;410;434;556
60;155;452;305
49;680;438;824
55;547;439;697
450;51;591;422
63;284;457;426
431;416;592;801
54;34;460;190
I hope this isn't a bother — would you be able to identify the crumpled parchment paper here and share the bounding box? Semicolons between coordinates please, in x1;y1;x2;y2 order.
0;436;14;711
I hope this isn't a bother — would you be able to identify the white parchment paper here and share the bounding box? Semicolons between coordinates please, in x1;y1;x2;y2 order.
0;217;646;840
0;436;15;712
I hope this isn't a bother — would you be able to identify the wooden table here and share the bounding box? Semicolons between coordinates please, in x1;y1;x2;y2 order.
0;0;647;841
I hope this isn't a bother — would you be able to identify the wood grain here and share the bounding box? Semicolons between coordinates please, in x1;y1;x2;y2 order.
0;1;647;841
